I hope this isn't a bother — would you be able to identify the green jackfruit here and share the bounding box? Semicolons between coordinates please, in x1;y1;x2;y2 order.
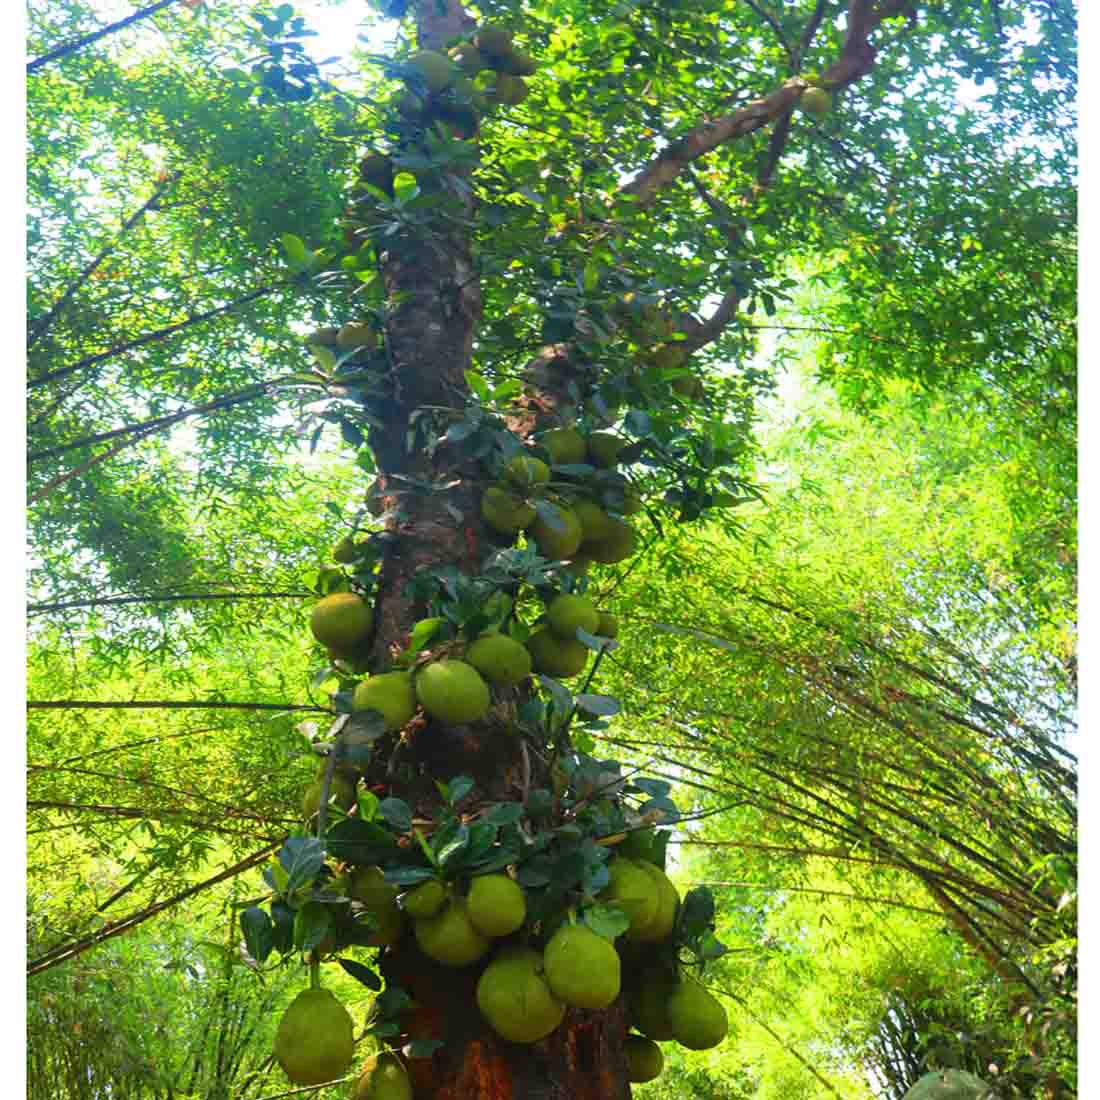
352;671;417;732
311;593;373;651
526;627;589;679
476;946;565;1043
667;977;728;1050
543;923;621;1009
465;632;532;686
467;874;526;937
415;659;491;724
274;989;355;1086
546;593;600;639
530;503;583;559
414;897;490;967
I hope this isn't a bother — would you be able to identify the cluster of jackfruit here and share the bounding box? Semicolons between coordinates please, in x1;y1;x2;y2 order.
303;318;382;374
481;425;641;572
391;24;538;140
409;848;726;1070
613;293;705;401
276;849;726;1084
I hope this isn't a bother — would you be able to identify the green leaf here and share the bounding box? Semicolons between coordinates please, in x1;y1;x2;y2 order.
293;901;331;952
582;904;630;942
337;957;383;990
378;797;413;833
240;907;275;964
575;693;620;717
278;837;325;892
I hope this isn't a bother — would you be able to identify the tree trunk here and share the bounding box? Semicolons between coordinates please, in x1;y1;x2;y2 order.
350;1;635;1095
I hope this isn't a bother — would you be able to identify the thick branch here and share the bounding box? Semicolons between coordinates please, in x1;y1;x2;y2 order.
622;0;913;206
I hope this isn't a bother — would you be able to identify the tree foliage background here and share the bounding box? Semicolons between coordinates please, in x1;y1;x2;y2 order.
25;0;1076;1097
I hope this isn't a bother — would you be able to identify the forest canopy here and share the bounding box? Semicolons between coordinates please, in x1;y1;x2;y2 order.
25;1;1076;1099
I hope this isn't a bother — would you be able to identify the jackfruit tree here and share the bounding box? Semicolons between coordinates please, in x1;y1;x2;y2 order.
25;0;1075;1098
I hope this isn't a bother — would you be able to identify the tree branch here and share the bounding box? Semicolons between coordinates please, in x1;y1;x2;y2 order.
621;0;914;206
28;380;281;463
26;843;279;977
28;171;181;348
27;285;277;389
28;590;312;615
28;700;326;712
27;0;181;74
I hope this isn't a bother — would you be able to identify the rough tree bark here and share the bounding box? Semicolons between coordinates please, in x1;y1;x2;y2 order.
349;0;633;1094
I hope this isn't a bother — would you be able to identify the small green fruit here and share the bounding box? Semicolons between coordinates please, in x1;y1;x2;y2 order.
414;897;490;967
482;485;536;534
600;858;659;933
305;327;340;346
348;866;405;946
301;772;357;820
467;874;526;937
526;627;589;679
492;73;529;106
505;454;549;488
546;593;600;640
631;969;677;1041
354;1051;412;1100
572;499;614;542
449;42;485;74
587;431;623;468
311;593;373;651
596;611;618;638
352;671;417;732
497;49;537;76
337;321;377;351
416;659;491;724
583;518;637;564
465;632;532;686
274;989;355;1086
624;1035;664;1082
543;924;621;1009
530;503;583;559
333;536;359;564
799;86;832;118
671;374;704;400
628;862;679;943
403;879;447;919
476;946;565;1043
408;50;453;93
667;977;728;1050
475;25;514;58
540;427;587;465
652;344;686;370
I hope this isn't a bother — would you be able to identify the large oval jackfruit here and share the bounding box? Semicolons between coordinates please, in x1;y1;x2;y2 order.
353;671;416;732
354;1051;413;1100
667;977;728;1050
311;593;373;651
477;946;564;1043
414;898;490;967
543;924;621;1009
415;659;491;724
274;988;355;1086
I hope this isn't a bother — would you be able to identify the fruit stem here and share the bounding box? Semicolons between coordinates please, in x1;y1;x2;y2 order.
310;958;321;990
